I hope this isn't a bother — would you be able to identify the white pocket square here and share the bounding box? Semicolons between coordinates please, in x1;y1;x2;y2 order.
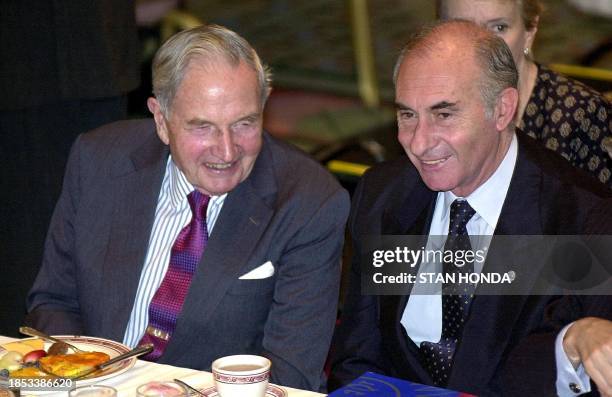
239;261;275;280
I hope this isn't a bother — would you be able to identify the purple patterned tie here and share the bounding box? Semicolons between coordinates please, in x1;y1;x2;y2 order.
139;190;210;361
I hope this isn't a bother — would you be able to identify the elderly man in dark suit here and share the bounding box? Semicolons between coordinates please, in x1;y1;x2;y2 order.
330;21;612;396
26;24;349;392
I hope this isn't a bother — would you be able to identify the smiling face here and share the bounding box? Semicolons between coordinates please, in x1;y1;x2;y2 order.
148;58;264;196
395;42;515;197
439;0;537;71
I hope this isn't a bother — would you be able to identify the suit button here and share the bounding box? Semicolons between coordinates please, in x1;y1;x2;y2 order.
569;383;581;393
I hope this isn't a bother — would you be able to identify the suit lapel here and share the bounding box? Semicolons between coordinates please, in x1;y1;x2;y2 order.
380;177;437;383
394;198;436;384
381;175;435;236
100;124;168;341
449;137;548;389
163;136;277;361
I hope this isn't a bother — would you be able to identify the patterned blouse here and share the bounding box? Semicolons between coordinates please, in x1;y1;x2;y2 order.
519;64;611;187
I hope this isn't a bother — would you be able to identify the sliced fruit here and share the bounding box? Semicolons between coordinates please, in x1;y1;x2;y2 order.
1;339;44;355
0;351;23;371
23;349;47;363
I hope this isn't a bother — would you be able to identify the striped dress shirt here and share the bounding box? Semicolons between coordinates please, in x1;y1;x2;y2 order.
123;156;226;347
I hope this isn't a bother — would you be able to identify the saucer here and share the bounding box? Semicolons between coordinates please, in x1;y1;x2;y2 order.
199;384;287;397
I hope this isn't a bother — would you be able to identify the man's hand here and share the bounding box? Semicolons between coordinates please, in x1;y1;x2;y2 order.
563;317;612;396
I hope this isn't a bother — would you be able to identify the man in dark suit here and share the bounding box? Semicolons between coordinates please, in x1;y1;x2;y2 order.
330;21;612;396
26;25;349;392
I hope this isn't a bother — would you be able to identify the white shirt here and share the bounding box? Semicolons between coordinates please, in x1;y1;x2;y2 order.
122;156;226;348
399;134;590;395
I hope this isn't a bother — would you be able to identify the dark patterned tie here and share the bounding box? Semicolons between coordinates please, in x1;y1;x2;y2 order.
419;199;476;386
139;190;210;361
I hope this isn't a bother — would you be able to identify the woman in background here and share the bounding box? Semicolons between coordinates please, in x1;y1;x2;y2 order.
437;0;611;186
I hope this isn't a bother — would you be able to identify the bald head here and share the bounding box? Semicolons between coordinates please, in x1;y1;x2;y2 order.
393;20;518;115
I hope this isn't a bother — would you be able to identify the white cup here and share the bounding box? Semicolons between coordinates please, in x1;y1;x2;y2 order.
211;355;271;397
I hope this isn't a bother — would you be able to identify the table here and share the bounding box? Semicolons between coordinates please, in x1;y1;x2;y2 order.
0;336;325;397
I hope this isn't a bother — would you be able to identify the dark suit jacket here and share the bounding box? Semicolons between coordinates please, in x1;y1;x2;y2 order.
330;134;612;396
26;119;350;392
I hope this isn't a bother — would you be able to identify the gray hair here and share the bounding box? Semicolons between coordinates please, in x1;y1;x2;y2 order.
392;20;518;117
152;24;272;117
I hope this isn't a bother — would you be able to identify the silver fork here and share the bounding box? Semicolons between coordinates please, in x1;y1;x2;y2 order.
19;326;86;354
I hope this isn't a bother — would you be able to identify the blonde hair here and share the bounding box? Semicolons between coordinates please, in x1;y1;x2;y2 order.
151;24;272;116
436;0;543;30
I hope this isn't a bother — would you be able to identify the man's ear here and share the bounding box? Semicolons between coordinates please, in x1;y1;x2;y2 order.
147;97;170;145
494;87;519;131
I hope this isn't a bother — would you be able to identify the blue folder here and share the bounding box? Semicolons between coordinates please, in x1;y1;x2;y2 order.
328;372;476;396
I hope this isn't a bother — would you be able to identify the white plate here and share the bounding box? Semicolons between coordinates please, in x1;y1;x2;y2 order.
21;335;137;385
198;384;287;397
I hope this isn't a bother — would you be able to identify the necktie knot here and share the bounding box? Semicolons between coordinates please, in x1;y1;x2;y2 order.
188;190;210;221
448;199;475;235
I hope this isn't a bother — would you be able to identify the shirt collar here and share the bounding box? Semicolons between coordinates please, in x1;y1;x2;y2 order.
167;155;195;208
442;133;517;230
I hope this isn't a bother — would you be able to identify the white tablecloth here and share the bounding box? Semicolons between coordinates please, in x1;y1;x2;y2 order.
0;336;325;397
